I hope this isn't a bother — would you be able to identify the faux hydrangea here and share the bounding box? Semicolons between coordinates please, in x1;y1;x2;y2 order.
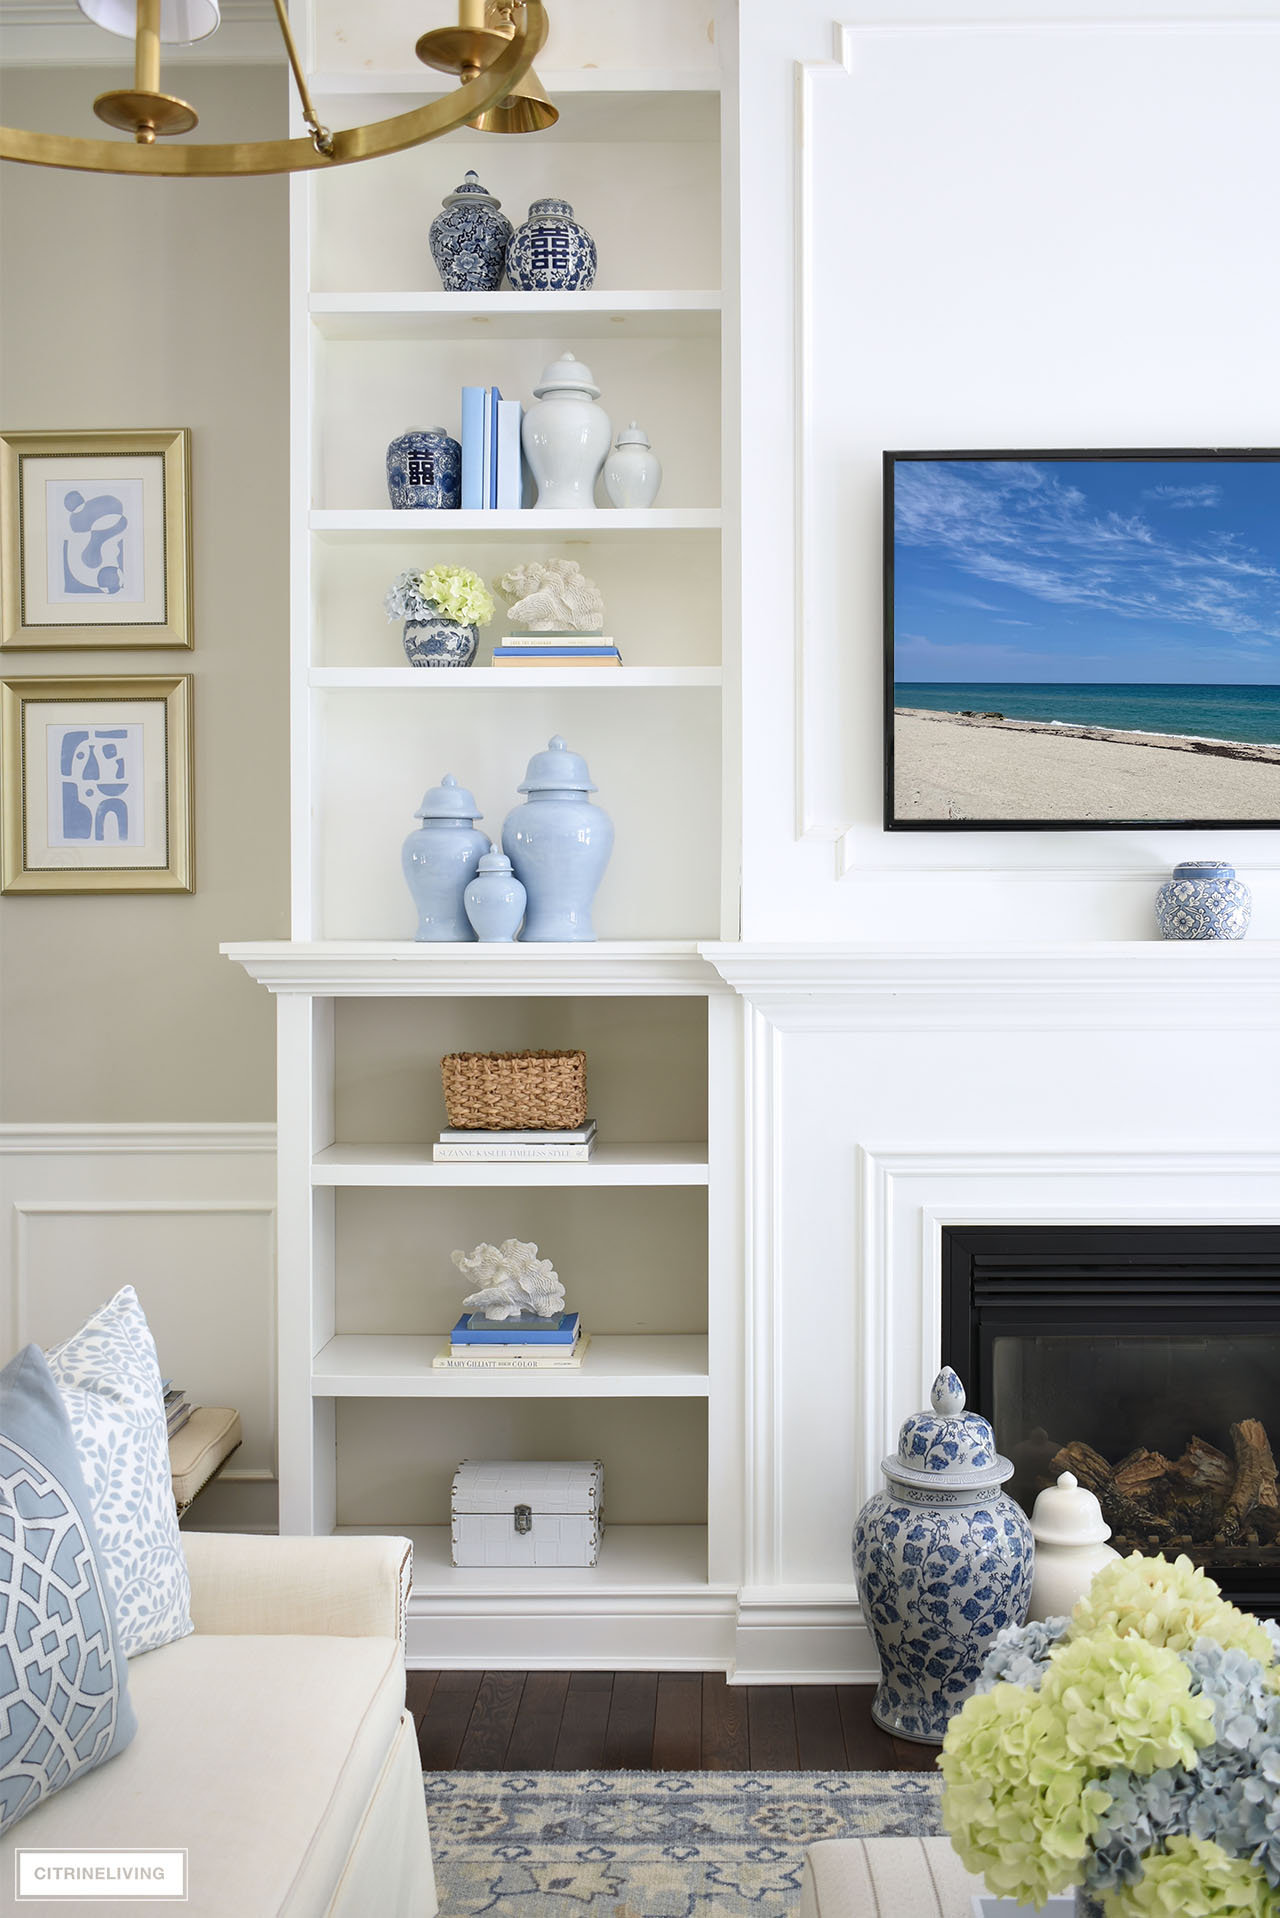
1111;1836;1274;1915
1074;1556;1280;1679
384;566;495;627
975;1615;1070;1694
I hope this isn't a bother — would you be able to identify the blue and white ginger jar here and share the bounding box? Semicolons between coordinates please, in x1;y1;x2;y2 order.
852;1367;1033;1745
502;736;613;941
1155;860;1252;941
401;615;479;668
386;427;461;510
401;774;490;941
506;197;597;291
429;170;513;292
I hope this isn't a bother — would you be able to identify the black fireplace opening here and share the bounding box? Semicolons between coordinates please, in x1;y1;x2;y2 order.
941;1225;1280;1617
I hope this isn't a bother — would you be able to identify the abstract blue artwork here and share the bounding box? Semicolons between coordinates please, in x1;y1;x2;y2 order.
45;721;144;847
46;476;144;605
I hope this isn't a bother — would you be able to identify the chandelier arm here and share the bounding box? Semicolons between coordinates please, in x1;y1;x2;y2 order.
0;0;546;177
269;0;333;155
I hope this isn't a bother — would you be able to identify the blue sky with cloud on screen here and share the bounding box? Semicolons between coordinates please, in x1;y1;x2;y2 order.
892;458;1280;684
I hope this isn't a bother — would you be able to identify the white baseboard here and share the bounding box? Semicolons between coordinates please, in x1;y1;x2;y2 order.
731;1589;879;1684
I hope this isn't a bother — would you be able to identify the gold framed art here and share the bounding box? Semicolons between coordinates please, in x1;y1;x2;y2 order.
0;428;192;649
1;675;193;894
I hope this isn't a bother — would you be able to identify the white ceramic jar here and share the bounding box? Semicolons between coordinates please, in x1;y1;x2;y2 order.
1025;1471;1118;1622
521;351;612;510
603;421;662;508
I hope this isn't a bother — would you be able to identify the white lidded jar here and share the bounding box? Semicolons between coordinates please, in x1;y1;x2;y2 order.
521;352;612;510
603;421;662;508
1025;1471;1119;1623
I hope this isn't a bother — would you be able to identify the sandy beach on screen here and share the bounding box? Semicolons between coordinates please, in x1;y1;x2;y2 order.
894;708;1280;821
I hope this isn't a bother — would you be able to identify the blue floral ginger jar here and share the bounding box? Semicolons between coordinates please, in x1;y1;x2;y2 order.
501;736;613;942
506;197;597;291
852;1367;1034;1745
386;427;461;510
401;774;490;941
1155;860;1252;940
429;170;513;292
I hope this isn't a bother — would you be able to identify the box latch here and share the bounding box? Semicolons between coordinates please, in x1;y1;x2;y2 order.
514;1503;533;1534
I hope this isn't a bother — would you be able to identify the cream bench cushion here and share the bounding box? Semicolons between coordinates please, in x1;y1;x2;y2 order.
799;1836;985;1918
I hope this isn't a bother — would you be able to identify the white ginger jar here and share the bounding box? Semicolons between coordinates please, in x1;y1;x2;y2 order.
521;352;612;510
603;421;662;508
1025;1470;1118;1623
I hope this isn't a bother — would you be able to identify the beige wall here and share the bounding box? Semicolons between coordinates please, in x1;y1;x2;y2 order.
0;65;289;1121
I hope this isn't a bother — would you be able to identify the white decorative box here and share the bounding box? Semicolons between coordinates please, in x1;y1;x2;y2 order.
450;1459;605;1567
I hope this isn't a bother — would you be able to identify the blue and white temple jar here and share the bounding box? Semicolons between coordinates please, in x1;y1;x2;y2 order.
428;170;512;291
401;616;478;668
502;736;613;941
1155;860;1252;940
401;775;490;941
506;197;597;291
852;1368;1034;1745
386;427;461;510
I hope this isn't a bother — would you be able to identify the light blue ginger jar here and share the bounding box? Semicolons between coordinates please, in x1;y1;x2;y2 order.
464;843;526;943
852;1368;1034;1746
385;427;461;510
428;170;513;292
401;774;489;941
501;736;613;942
1155;859;1252;940
506;196;597;291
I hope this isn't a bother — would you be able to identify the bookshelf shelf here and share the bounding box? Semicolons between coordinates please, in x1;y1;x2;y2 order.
310;508;722;536
336;1522;717;1598
311;1141;710;1186
312;1333;709;1397
309;666;722;691
310;291;721;342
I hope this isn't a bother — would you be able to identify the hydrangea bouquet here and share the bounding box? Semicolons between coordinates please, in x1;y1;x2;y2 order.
941;1553;1280;1915
384;565;495;628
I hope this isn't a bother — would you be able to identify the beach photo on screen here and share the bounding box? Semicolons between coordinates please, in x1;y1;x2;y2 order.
885;451;1280;828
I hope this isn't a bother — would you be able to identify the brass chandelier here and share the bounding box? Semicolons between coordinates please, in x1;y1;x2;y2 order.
0;0;551;177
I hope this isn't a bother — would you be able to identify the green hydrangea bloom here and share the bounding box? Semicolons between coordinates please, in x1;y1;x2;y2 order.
419;565;495;627
1106;1836;1276;1916
1073;1555;1279;1684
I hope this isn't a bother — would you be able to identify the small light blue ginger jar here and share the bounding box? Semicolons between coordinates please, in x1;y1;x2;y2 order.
506;197;597;291
428;170;513;292
1155;860;1252;940
401;775;490;942
852;1368;1034;1746
501;736;614;942
464;843;526;943
386;427;461;510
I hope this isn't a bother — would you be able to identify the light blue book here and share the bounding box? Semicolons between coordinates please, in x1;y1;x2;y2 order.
460;386;485;508
488;386;502;508
496;399;524;509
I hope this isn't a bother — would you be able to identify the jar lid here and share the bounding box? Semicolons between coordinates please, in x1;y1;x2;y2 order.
527;196;574;219
517;735;597;794
1171;860;1236;881
533;351;600;400
414;772;482;821
1030;1470;1112;1547
615;420;650;448
883;1367;1014;1491
392;427;451;441
476;842;513;874
442;169;500;207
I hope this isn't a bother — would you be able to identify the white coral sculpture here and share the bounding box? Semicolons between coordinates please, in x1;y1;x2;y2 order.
452;1238;566;1322
494;558;605;633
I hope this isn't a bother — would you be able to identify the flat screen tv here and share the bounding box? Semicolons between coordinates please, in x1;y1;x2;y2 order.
884;449;1280;830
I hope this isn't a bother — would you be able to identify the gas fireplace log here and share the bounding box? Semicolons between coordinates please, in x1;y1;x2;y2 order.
1220;1420;1275;1546
1170;1436;1235;1500
1113;1449;1175;1502
1050;1441;1176;1544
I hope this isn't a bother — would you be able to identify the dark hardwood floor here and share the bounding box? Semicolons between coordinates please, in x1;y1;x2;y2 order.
409;1672;938;1772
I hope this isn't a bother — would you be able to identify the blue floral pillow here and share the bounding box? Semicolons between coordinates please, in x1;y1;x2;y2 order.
45;1287;193;1659
0;1343;137;1833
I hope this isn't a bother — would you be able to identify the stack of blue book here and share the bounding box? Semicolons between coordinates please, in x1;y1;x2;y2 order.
461;385;527;509
433;1311;588;1371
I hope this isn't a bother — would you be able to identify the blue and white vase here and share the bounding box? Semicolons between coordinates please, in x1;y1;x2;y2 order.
401;616;479;668
852;1368;1034;1745
428;170;512;292
401;774;490;941
1155;860;1252;940
464;843;527;942
501;736;613;941
386;427;461;510
506;197;597;291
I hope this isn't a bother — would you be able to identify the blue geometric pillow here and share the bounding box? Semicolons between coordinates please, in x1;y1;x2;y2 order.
0;1344;136;1834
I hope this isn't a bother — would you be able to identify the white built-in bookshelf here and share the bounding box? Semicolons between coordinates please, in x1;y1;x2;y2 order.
226;6;741;1668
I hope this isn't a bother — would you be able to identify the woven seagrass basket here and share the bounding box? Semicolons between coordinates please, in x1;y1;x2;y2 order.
440;1049;588;1130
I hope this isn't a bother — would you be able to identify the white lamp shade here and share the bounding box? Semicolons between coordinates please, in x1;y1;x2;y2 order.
77;0;221;45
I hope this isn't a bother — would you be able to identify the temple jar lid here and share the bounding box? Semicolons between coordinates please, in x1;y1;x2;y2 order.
1172;860;1236;881
883;1367;1014;1492
528;195;576;218
1030;1470;1112;1547
414;772;483;821
615;421;651;447
476;842;514;874
533;351;601;400
518;735;597;794
441;169;502;208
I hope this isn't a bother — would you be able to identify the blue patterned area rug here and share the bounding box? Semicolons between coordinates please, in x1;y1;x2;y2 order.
422;1769;943;1915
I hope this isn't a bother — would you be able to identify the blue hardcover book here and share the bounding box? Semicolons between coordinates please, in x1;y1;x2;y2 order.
491;646;620;659
460;386;485;509
496;398;524;509
452;1311;580;1345
488;386;502;508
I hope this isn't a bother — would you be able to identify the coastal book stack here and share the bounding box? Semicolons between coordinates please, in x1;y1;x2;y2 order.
164;1383;193;1439
461;384;527;510
433;1310;590;1371
432;1119;597;1162
491;635;622;669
